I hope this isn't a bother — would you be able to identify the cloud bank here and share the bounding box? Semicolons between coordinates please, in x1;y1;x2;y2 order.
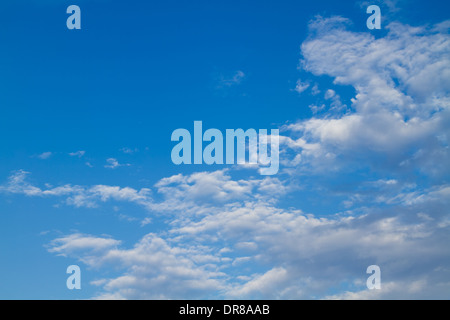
1;16;450;299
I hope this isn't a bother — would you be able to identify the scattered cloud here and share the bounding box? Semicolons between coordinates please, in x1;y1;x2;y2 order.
3;14;450;300
2;161;450;299
280;16;450;177
294;79;310;94
48;233;226;299
0;170;152;209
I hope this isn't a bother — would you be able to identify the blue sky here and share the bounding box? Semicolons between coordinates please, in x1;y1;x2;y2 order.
0;0;449;299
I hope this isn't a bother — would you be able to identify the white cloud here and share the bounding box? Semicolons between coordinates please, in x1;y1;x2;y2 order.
48;233;227;299
218;70;246;87
294;79;310;94
4;15;450;300
37;152;52;160
4;165;449;299
105;158;131;169
45;191;450;299
280;17;450;176
311;83;320;95
140;217;152;226
69;151;86;158
0;170;152;209
324;279;430;300
229;267;289;298
324;89;335;99
0;169;288;215
49;233;121;255
120;147;138;154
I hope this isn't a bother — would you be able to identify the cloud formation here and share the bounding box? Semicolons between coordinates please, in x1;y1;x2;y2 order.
2;16;450;300
105;158;131;169
282;16;450;178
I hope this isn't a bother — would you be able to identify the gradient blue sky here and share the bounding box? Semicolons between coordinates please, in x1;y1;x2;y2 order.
0;0;449;299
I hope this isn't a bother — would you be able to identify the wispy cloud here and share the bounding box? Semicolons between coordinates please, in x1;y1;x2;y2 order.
48;233;226;299
217;70;246;88
281;16;450;177
104;158;131;169
69;151;86;158
0;170;152;209
293;79;310;94
2;163;450;299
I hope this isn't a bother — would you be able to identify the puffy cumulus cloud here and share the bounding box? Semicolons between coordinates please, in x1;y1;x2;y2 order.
171;194;450;298
46;190;450;299
6;171;449;299
36;161;449;300
49;233;227;299
281;17;450;177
